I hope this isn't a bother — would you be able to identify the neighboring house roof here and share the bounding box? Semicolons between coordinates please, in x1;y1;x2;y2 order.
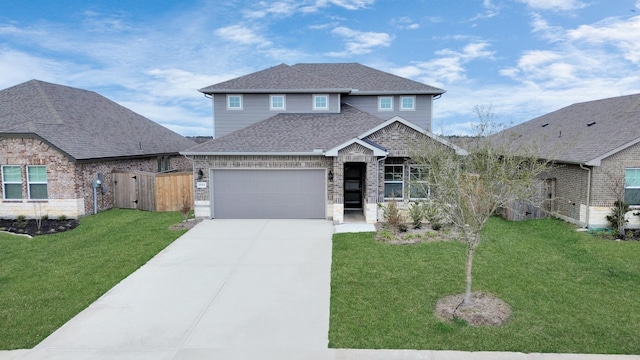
0;80;196;161
504;93;640;166
182;104;385;155
198;63;445;95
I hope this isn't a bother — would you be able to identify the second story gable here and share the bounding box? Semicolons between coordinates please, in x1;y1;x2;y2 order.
199;63;445;138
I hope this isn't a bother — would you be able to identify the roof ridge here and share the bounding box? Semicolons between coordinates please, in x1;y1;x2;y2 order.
33;80;65;126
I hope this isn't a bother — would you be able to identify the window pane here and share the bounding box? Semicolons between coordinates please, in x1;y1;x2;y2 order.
228;96;241;108
2;166;21;182
384;183;403;198
27;166;47;182
625;188;640;206
410;167;427;181
29;184;48;199
4;184;22;199
410;184;429;199
271;96;284;109
380;97;392;109
314;96;327;109
385;165;403;181
402;97;414;109
625;168;640;187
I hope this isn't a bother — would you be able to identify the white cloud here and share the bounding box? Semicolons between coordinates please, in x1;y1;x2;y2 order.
567;15;640;64
391;16;420;30
517;0;587;11
326;26;392;56
215;25;270;46
245;0;374;18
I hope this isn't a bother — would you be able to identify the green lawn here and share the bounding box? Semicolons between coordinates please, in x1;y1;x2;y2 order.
0;209;187;350
330;217;640;354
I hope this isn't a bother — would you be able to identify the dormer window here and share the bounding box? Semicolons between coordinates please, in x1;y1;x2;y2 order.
400;96;415;111
227;95;243;110
313;95;328;110
270;95;286;110
379;96;393;111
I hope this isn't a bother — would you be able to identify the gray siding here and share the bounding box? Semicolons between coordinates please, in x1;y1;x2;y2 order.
213;93;341;138
343;94;433;131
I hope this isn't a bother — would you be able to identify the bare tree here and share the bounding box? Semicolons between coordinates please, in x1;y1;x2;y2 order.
411;106;552;305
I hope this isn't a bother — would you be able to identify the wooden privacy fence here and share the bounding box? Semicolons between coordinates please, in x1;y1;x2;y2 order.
500;178;556;221
113;170;193;212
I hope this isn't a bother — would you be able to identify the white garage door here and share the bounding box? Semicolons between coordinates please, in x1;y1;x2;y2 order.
211;169;326;219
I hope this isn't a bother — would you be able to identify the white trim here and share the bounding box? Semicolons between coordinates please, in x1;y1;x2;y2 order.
383;164;404;200
324;138;388;157
226;94;243;110
270;94;286;111
378;96;393;111
181;151;324;156
313;94;329;110
357;116;468;156
585;137;640;166
2;165;22;200
400;96;415;111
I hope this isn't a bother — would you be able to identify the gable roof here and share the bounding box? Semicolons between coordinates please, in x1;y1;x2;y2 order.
0;80;196;161
503;93;640;166
181;104;386;155
198;63;444;95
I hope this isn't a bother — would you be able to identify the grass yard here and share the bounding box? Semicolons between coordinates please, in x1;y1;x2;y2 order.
0;209;187;350
330;217;640;354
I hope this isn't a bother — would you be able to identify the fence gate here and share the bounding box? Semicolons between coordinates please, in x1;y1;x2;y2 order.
113;170;193;212
501;178;556;221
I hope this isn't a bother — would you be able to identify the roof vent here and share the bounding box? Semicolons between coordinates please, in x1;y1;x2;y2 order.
542;123;549;127
587;121;596;127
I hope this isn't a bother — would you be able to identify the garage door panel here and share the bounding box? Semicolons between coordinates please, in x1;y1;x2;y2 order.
212;169;325;219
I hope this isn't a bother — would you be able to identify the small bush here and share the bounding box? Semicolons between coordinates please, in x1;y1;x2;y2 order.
379;198;402;230
409;202;424;229
606;200;630;237
57;215;67;221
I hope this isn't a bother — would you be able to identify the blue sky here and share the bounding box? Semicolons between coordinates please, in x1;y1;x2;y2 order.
1;0;640;136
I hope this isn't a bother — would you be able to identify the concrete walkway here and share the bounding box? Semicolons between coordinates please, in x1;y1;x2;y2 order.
2;219;639;360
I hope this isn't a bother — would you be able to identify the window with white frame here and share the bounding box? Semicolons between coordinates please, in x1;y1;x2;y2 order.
27;165;48;199
2;165;22;199
384;164;404;199
409;165;429;199
624;168;640;206
227;95;243;110
400;96;415;111
313;95;328;110
270;95;286;110
378;96;393;111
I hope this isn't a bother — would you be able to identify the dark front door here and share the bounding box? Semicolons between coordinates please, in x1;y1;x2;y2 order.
344;163;365;209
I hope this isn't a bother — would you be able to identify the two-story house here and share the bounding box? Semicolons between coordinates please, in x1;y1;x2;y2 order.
182;63;465;223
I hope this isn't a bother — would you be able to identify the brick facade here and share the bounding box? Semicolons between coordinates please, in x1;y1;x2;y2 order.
0;137;192;218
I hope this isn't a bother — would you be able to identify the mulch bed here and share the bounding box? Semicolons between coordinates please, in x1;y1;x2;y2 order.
435;291;512;326
0;218;79;237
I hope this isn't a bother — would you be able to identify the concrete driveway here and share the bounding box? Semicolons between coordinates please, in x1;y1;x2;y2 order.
19;219;334;360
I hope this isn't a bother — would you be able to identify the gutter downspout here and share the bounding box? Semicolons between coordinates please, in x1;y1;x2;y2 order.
580;164;591;228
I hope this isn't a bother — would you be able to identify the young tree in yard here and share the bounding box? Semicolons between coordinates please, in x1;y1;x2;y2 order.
411;106;552;307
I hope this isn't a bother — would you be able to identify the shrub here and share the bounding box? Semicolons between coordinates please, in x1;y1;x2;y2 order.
378;198;402;230
409;202;425;229
606;200;630;238
57;215;67;221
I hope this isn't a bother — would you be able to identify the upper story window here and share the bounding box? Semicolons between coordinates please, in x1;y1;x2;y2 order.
379;96;393;111
624;168;640;206
313;95;329;110
27;165;48;199
2;165;22;200
400;96;415;111
270;95;286;111
227;95;243;110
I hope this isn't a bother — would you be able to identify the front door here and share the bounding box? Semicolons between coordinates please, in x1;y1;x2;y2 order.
344;163;365;209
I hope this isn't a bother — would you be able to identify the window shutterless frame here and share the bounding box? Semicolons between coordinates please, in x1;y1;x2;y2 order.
227;95;243;110
27;165;48;199
384;164;404;200
313;94;329;110
624;168;640;205
270;95;286;110
378;96;393;111
2;165;22;199
400;96;415;111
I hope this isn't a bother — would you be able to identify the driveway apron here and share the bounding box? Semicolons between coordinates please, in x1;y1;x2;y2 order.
23;219;334;360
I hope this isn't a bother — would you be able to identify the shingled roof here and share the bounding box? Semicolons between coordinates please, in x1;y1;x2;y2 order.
0;80;196;161
182;104;386;155
503;93;640;166
198;63;444;95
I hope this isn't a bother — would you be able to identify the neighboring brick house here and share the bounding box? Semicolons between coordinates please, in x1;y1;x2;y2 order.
0;80;196;218
504;93;640;229
182;63;465;223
